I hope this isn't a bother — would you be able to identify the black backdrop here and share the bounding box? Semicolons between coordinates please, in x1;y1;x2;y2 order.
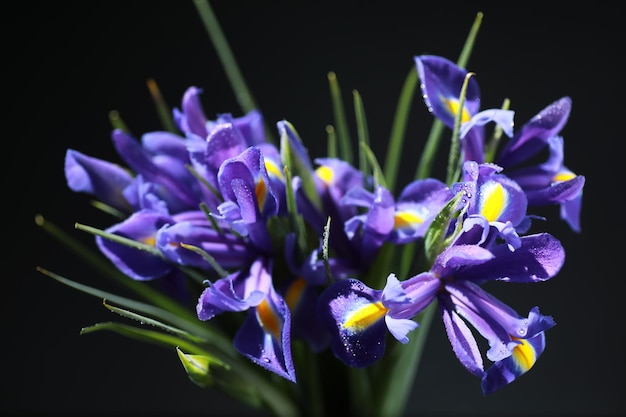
5;1;622;416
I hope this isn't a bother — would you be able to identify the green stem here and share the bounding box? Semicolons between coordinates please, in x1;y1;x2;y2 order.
384;67;418;192
192;0;275;143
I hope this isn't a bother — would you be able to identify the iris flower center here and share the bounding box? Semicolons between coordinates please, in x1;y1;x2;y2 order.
343;301;389;332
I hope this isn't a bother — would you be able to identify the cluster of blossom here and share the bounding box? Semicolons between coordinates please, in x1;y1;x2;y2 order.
64;55;584;395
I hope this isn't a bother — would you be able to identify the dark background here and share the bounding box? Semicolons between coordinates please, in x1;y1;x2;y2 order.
4;1;621;416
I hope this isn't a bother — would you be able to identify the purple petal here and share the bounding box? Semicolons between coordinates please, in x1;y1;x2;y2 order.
414;55;481;129
234;285;296;382
317;278;388;367
96;210;174;280
64;149;133;212
459;233;565;283
497;96;572;168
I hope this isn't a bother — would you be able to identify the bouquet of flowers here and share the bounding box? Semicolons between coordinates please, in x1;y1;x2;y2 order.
36;2;585;416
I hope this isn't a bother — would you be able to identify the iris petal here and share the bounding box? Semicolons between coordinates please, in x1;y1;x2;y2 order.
317;279;387;367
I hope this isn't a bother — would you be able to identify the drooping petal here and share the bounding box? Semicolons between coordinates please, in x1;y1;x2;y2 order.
481;331;547;395
196;258;272;320
439;298;484;377
524;175;585;206
234;285;296;382
317;278;388;367
560;192;583;233
64;149;133;212
112;129;198;211
497;96;572;168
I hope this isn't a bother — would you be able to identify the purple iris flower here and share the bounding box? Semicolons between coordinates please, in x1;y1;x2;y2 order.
316;273;438;367
173;85;266;147
341;178;454;262
111;129;204;213
96;209;252;280
453;161;529;250
215;146;280;250
197;258;296;382
499;104;586;232
317;218;564;393
415;55;585;232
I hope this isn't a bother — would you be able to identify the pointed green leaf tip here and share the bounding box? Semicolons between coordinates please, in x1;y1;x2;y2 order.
176;346;229;388
424;192;463;265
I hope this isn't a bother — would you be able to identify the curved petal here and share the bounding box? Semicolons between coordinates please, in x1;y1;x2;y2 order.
156;221;254;270
64;149;133;212
414;55;481;129
497;96;572;168
316;278;388;367
459;233;565;284
96;210;174;281
174;86;209;138
481;331;547;395
196;258;271;320
439;297;484;377
234;285;296;382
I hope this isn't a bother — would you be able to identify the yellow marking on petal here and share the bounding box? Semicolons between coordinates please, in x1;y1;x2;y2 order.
343;301;389;332
141;236;156;246
443;97;471;123
256;298;281;340
285;277;306;310
265;159;285;181
394;211;424;229
480;181;507;223
315;165;334;185
511;336;536;373
552;170;576;183
255;177;267;209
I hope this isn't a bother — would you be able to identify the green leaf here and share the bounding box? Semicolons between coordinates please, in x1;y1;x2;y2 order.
80;321;209;356
485;97;510;162
446;72;475;186
103;299;208;345
108;110;130;133
179;242;230;278
146;78;177;133
35;216;199;323
373;302;438;417
36;267;232;352
282;165;309;256
322;216;332;282
325;124;338;158
327;71;353;165
279;120;322;211
191;0;275;144
423;192;463;265
74;222;163;258
360;142;387;190
384;67;419;192
353;89;371;180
